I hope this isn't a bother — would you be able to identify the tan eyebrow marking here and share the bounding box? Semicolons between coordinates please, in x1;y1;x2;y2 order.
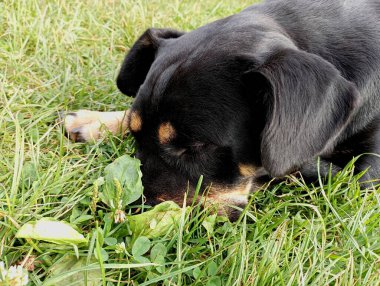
129;110;142;132
238;164;257;177
158;122;176;144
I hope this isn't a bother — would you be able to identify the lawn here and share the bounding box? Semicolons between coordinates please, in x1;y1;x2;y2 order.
1;0;380;285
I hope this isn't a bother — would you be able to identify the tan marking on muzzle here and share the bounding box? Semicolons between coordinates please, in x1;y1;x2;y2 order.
158;122;176;144
207;179;253;206
129;110;142;132
238;164;257;177
201;179;253;219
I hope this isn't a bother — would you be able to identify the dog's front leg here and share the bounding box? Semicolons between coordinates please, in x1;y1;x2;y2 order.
356;154;380;187
58;110;130;142
298;158;341;181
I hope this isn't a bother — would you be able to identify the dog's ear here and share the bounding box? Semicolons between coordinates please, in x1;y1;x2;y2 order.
117;28;184;97
245;48;360;177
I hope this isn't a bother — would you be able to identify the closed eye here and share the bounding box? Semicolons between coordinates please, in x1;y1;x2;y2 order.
161;141;208;158
191;142;207;149
159;141;227;180
172;147;187;156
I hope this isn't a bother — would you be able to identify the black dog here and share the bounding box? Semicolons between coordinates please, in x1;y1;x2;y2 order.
63;0;380;218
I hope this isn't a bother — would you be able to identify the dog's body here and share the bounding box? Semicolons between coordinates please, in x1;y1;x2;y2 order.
63;0;380;218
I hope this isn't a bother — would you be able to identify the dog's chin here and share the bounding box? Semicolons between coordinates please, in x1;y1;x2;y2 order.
142;175;269;222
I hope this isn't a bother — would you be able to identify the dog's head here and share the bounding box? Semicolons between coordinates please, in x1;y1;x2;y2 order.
116;27;359;215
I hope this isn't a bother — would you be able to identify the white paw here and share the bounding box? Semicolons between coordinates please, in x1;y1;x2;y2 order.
58;110;106;142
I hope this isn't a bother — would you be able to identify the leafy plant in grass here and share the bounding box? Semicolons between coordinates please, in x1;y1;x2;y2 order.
13;152;188;284
98;154;143;223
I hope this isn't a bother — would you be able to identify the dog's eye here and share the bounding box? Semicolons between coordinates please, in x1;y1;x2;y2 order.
173;148;187;156
163;142;207;158
191;142;207;149
161;145;187;158
182;142;208;155
160;141;220;178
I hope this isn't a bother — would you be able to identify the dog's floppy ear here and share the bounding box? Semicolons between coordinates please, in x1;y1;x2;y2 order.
117;28;184;97
248;48;360;177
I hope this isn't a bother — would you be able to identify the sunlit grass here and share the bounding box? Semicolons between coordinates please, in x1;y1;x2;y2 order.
1;0;380;285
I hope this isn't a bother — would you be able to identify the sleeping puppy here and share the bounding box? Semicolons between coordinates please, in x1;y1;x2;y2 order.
62;0;380;219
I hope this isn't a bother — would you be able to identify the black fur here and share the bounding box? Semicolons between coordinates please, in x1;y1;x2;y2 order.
117;0;380;209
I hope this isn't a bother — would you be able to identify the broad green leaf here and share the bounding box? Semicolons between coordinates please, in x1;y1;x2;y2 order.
100;155;143;209
150;243;167;261
206;276;221;286
132;236;151;257
16;218;87;245
104;237;117;246
207;261;218;276
94;247;109;262
154;255;166;274
133;255;151;265
21;161;38;188
128;201;189;239
150;246;166;274
193;267;203;279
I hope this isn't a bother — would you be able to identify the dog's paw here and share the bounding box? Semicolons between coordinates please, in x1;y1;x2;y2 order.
57;110;129;142
57;110;103;142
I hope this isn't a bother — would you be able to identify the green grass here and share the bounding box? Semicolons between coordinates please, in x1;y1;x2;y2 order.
1;0;380;285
